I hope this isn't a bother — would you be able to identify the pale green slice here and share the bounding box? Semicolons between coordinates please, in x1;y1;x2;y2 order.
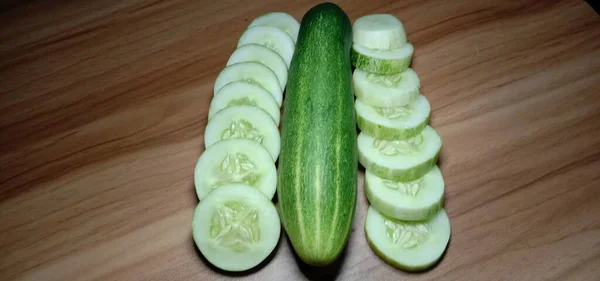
238;25;295;68
353;68;420;108
365;166;444;221
214;62;283;106
248;12;300;43
227;43;288;89
355;94;430;140
205;105;280;161
353;14;407;50
365;206;451;271
194;138;276;200
358;126;441;182
210;81;281;125
351;43;413;75
192;183;281;272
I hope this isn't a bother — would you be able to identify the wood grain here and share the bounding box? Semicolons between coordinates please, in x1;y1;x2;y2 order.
1;0;599;280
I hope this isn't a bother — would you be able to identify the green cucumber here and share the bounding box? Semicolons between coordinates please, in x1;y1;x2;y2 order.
214;62;283;106
351;43;414;75
194;138;276;200
238;25;295;68
227;43;288;89
204;105;280;161
355;94;430;140
365;206;451;271
365;166;444;221
277;3;357;266
353;14;407;50
248;12;300;43
209;81;281;125
358;126;441;182
353;68;420;108
192;183;281;272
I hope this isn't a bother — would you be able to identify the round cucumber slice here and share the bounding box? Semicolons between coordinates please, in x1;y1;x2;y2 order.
192;183;281;272
351;43;414;75
353;68;420;108
210;81;281;125
227;44;288;89
365;166;444;221
355;94;430;140
353;14;407;50
248;12;300;43
214;62;283;106
194;138;277;200
204;105;280;161
358;126;441;182
238;25;295;68
365;206;451;271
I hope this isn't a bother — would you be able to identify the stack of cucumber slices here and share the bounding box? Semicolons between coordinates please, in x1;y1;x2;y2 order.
352;14;451;271
192;12;299;272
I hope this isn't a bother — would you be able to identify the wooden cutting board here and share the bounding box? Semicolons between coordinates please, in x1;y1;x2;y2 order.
1;1;599;280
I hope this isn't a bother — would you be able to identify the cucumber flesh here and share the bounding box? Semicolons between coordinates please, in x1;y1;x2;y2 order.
214;62;283;106
227;43;288;89
238;25;295;68
248;12;300;44
365;166;444;221
365;206;451;271
353;68;420;108
353;14;407;50
355;94;430;140
194;138;277;200
204;105;280;161
210;81;281;125
358;126;441;182
192;183;281;272
352;43;414;75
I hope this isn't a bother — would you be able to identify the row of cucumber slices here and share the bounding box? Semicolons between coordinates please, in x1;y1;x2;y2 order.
191;12;300;272
352;14;451;271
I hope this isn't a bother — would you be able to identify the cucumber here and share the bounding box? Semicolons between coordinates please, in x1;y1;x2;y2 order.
355;94;430;140
351;43;414;75
194;138;276;200
353;68;420;108
365;206;451;271
192;183;281;272
227;43;288;89
213;62;283;106
248;12;300;43
204;105;280;161
353;14;407;50
365;166;444;221
209;81;281;125
358;126;441;182
238;25;295;68
277;3;357;266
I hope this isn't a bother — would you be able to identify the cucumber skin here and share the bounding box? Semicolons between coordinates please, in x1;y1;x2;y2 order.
277;3;357;266
351;48;412;75
356;110;429;140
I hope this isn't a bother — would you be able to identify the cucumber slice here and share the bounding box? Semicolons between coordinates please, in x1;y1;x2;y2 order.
353;68;420;108
365;166;444;221
194;138;277;200
238;25;295;68
214;62;283;106
192;183;281;272
227;44;288;89
248;12;300;43
365;206;451;271
210;81;281;125
355;94;430;140
351;43;414;75
358;126;441;182
353;14;407;50
204;105;280;161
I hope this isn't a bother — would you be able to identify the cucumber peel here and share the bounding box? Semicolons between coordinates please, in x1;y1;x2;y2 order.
352;43;413;75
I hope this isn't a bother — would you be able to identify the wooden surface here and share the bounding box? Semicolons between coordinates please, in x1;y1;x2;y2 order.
1;0;599;280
